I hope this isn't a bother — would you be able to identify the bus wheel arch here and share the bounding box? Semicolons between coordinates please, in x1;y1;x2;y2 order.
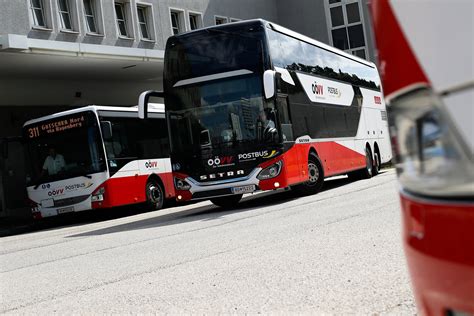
308;146;320;169
294;150;324;195
308;147;318;159
145;174;165;211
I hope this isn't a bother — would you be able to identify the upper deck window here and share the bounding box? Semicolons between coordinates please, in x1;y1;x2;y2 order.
267;28;380;90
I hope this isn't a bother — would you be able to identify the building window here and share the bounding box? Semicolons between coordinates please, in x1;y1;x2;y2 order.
30;0;47;27
229;18;241;23
83;0;98;33
188;12;202;30
115;2;129;37
137;6;150;39
57;0;73;31
326;0;368;59
215;16;228;25
170;9;184;35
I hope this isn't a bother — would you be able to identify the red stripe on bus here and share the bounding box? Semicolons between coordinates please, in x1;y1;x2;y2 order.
92;172;174;209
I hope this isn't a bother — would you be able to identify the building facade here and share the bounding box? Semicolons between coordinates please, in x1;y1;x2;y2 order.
0;0;376;217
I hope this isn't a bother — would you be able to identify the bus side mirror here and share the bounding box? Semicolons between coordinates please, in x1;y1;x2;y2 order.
100;121;113;140
138;90;165;119
263;70;276;99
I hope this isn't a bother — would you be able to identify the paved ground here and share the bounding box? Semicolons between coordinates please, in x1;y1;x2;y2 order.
0;169;416;314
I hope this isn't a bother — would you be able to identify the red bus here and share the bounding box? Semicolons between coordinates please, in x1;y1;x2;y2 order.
23;105;174;219
371;1;474;315
139;20;392;207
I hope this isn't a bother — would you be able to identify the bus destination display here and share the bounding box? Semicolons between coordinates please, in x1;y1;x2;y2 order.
27;115;86;139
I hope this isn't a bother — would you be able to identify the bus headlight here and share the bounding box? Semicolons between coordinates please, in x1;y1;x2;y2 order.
91;187;105;202
257;161;283;180
174;177;191;190
389;88;474;198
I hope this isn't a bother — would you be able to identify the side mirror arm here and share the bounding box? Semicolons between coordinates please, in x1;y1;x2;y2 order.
138;90;165;119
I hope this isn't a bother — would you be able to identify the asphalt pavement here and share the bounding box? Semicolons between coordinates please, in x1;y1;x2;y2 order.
0;169;416;314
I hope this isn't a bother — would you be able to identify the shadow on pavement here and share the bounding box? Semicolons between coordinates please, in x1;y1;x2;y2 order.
2;170;390;238
67;175;359;238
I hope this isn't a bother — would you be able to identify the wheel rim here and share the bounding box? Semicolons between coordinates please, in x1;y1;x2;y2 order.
148;184;162;205
307;162;319;185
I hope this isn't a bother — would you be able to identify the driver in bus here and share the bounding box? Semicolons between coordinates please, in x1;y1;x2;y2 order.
260;108;276;130
258;108;279;141
42;147;66;176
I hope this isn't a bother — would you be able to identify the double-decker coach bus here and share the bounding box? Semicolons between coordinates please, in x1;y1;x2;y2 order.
23;104;173;219
139;19;392;207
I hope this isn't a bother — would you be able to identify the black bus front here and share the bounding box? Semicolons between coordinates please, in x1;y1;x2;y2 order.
164;21;286;205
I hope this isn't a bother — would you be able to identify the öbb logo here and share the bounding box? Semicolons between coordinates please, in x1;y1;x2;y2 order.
312;82;323;95
145;161;158;168
374;96;382;104
208;156;234;167
48;188;64;197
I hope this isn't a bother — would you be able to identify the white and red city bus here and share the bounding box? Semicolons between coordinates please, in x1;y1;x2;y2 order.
371;1;474;315
139;19;392;207
23;104;174;219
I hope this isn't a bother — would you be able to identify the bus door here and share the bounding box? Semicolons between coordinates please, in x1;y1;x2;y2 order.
0;137;29;218
276;94;302;183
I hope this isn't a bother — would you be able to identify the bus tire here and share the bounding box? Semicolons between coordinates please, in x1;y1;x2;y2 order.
373;152;380;176
294;153;324;195
145;179;164;211
361;147;374;179
210;194;243;208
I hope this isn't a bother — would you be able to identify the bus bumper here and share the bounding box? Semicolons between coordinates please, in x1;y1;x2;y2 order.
400;193;474;315
174;162;291;202
33;198;93;218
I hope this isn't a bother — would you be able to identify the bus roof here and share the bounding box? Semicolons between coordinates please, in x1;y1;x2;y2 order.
23;103;165;127
171;19;376;69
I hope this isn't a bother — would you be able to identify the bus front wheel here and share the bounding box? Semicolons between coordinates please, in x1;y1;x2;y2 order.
145;179;164;211
294;154;324;195
210;194;243;208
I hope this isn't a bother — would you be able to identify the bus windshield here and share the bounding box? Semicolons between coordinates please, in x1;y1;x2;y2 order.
167;75;271;152
164;24;275;153
24;111;106;186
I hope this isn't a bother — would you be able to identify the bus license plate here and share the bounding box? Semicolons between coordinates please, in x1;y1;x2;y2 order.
57;207;74;214
232;185;255;194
